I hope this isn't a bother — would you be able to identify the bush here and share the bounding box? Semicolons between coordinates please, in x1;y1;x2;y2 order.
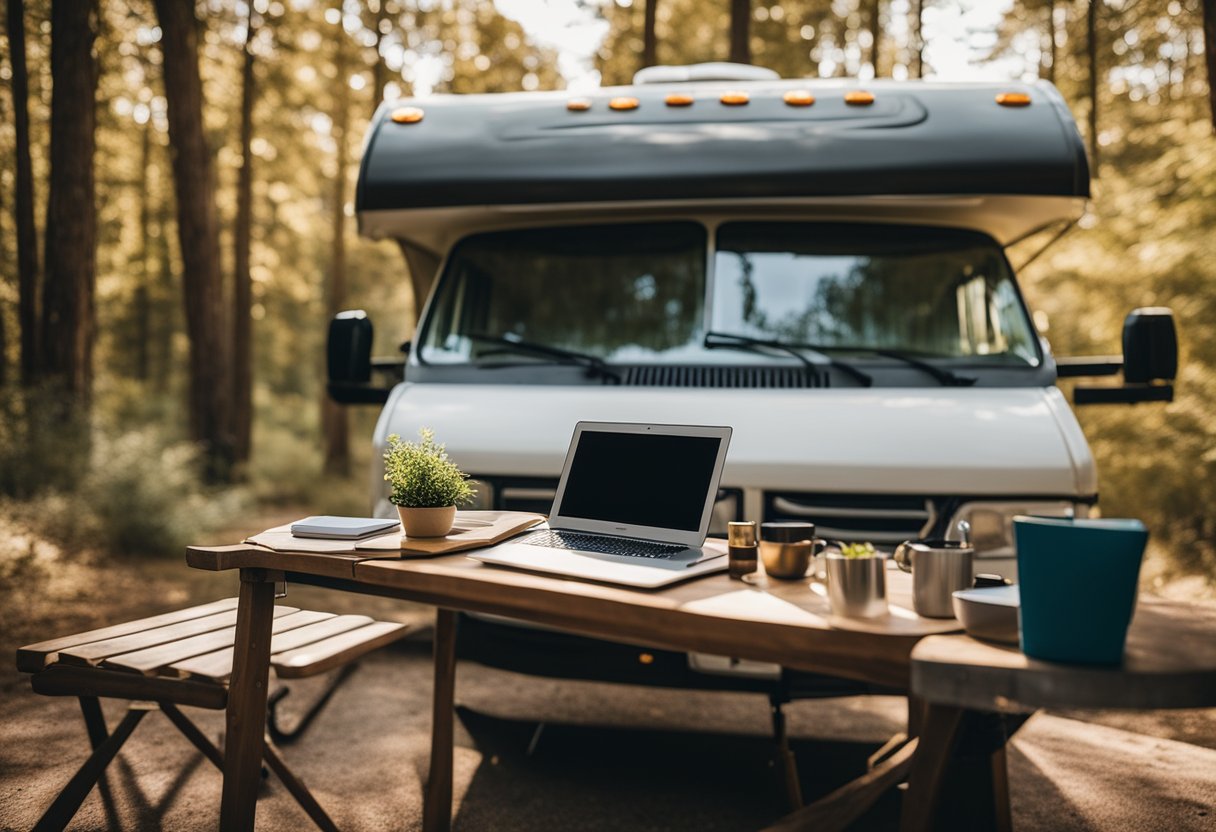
3;425;246;558
78;430;247;555
0;387;86;499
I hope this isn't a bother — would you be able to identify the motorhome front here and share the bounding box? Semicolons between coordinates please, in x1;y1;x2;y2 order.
327;66;1176;693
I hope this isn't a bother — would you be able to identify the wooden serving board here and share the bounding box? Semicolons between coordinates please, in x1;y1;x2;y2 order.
244;511;545;559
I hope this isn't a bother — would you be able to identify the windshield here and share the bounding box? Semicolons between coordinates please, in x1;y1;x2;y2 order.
713;222;1039;364
420;222;707;364
420;220;1040;368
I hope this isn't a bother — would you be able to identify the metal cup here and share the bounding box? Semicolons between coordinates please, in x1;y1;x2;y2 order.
824;553;888;618
893;539;974;618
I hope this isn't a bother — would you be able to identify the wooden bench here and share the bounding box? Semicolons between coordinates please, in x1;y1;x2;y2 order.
16;597;411;832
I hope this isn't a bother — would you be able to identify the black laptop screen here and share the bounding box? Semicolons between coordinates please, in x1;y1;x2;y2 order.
556;431;722;531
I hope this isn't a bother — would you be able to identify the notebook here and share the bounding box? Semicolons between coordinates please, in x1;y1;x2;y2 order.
289;516;401;540
470;421;732;588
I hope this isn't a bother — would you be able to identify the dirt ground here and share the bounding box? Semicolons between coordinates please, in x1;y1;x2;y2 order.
2;513;1215;830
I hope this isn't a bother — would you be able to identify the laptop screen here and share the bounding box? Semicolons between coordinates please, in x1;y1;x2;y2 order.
555;430;723;531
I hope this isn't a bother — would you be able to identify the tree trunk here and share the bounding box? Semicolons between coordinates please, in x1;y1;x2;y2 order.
1204;0;1216;131
7;0;41;386
1046;0;1057;85
642;0;658;70
371;0;391;111
729;0;749;64
1086;0;1100;174
155;0;236;479
135;119;152;381
912;0;923;79
41;0;98;407
867;0;882;77
323;28;351;477
154;168;174;395
233;7;256;465
0;71;7;387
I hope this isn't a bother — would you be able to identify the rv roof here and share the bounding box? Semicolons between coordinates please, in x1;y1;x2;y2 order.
355;78;1090;249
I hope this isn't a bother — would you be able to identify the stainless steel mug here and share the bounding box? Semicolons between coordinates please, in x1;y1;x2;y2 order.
893;539;974;618
824;553;888;618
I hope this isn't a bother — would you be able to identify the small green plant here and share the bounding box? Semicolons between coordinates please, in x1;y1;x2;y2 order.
383;428;475;508
839;541;878;559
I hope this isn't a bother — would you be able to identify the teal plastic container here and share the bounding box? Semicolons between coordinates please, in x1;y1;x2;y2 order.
1014;516;1148;665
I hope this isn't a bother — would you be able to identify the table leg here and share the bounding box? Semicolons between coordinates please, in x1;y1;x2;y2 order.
990;745;1013;832
899;703;963;832
424;608;458;832
220;570;276;832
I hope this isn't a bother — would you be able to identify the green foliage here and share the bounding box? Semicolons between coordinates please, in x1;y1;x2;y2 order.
0;387;83;499
78;430;248;555
383;428;475;509
2;425;246;557
839;542;878;559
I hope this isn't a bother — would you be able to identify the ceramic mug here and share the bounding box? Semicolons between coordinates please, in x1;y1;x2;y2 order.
760;538;827;579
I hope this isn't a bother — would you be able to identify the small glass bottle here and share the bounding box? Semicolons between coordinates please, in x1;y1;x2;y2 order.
728;521;759;579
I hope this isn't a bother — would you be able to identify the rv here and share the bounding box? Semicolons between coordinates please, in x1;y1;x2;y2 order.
328;64;1176;695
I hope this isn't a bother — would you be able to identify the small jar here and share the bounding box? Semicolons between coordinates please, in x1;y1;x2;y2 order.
727;521;758;579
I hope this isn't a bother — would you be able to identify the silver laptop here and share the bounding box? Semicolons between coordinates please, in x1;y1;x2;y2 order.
470;421;733;588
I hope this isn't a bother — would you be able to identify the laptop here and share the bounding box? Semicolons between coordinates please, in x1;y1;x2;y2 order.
470;421;733;588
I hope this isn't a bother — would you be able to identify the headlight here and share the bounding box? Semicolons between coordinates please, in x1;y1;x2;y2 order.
948;500;1085;558
464;479;496;512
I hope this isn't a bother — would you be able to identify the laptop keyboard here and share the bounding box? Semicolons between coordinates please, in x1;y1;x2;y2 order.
520;529;686;560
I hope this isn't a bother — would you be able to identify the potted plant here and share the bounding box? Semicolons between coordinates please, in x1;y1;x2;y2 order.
383;428;476;537
825;542;888;618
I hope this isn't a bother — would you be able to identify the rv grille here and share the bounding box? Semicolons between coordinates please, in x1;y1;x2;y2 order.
619;365;818;388
764;492;938;546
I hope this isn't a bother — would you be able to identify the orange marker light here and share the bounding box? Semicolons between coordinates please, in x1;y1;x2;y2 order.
844;90;874;106
390;106;425;124
638;652;655;665
996;92;1031;107
609;96;640;111
665;93;694;107
566;98;592;111
720;91;750;105
783;90;815;106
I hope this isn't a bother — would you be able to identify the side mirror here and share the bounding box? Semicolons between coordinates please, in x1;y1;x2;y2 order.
1071;307;1177;406
327;310;400;405
328;310;373;385
1121;307;1176;384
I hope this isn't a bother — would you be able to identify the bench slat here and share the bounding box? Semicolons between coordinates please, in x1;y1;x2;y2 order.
170;615;380;682
56;607;299;667
266;615;378;657
15;598;240;673
103;610;335;675
273;621;410;679
31;664;229;710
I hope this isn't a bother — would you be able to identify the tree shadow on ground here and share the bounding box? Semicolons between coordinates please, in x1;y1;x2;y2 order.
451;704;903;832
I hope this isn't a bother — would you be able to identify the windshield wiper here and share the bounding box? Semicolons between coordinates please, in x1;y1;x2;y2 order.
703;331;873;388
467;333;621;383
866;348;977;387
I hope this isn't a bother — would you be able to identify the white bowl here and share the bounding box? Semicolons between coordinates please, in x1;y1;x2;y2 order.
952;585;1020;645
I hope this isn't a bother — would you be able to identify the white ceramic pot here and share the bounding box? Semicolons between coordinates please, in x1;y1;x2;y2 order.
396;505;457;538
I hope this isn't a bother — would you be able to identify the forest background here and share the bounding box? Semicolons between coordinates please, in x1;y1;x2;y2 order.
0;0;1213;591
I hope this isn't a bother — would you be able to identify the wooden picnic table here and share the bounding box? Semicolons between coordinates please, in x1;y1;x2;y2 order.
186;541;961;832
187;538;1216;832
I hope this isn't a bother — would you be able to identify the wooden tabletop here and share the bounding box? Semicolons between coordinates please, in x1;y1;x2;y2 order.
187;544;961;690
910;596;1216;713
